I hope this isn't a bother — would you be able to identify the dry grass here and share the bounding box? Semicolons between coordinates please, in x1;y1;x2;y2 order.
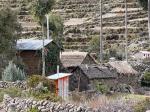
69;92;150;111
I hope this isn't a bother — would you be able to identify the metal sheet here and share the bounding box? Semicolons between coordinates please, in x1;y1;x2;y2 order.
17;39;53;50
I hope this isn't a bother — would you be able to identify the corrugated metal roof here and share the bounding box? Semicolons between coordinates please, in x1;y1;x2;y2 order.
16;39;53;50
47;73;72;80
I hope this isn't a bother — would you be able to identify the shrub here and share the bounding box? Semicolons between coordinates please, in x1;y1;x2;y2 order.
0;87;22;102
27;107;39;112
141;72;150;87
2;61;26;82
95;82;109;94
27;75;56;93
26;89;61;102
133;97;150;112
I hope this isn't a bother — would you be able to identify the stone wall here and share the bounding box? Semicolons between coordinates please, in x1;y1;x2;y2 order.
0;81;27;89
3;95;98;112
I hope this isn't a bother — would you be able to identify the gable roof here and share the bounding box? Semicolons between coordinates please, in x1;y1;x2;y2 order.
108;61;138;74
61;51;91;68
78;65;117;79
16;39;53;50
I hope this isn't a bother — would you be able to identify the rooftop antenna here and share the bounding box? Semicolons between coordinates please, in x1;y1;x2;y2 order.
125;0;128;62
100;0;103;63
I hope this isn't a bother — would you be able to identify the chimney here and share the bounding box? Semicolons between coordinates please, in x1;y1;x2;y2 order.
57;65;59;74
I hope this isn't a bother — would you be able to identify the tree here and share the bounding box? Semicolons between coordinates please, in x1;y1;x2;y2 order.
138;0;148;10
43;12;64;40
27;0;64;76
0;7;21;55
88;36;124;61
88;36;108;61
27;0;55;23
0;6;21;77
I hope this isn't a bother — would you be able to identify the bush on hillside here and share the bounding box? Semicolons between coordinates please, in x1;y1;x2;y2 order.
2;61;26;82
95;82;109;94
141;72;150;87
27;75;56;93
134;97;150;112
0;87;22;102
27;107;39;112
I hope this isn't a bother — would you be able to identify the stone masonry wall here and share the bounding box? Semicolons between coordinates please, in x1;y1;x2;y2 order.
3;95;98;112
0;81;27;89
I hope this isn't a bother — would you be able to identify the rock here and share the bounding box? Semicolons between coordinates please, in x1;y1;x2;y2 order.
77;106;82;112
38;106;45;111
8;103;16;112
41;108;50;112
43;101;48;106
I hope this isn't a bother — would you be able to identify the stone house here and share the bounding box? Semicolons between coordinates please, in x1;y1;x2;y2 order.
16;39;61;75
107;61;139;88
70;64;117;91
60;51;97;72
132;51;150;61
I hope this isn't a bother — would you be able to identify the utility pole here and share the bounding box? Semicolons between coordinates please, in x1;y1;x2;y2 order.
42;23;46;76
125;0;128;62
100;0;103;63
46;14;50;40
148;0;150;41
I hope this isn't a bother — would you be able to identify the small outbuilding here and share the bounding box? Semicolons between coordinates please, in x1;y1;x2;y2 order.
47;73;72;100
16;39;61;75
70;64;117;91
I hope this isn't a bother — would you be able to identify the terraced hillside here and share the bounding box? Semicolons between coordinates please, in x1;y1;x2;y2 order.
0;0;148;52
53;0;148;51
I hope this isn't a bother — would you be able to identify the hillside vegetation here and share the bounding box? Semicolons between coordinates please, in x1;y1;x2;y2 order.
0;0;148;52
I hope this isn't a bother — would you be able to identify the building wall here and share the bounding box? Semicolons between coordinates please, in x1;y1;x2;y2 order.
116;73;140;89
19;50;41;75
82;55;97;65
18;42;60;75
90;78;117;90
70;67;89;91
70;67;117;92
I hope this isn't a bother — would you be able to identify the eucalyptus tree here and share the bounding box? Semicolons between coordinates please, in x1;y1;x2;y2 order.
0;7;21;78
43;12;63;41
27;0;64;76
27;0;55;24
